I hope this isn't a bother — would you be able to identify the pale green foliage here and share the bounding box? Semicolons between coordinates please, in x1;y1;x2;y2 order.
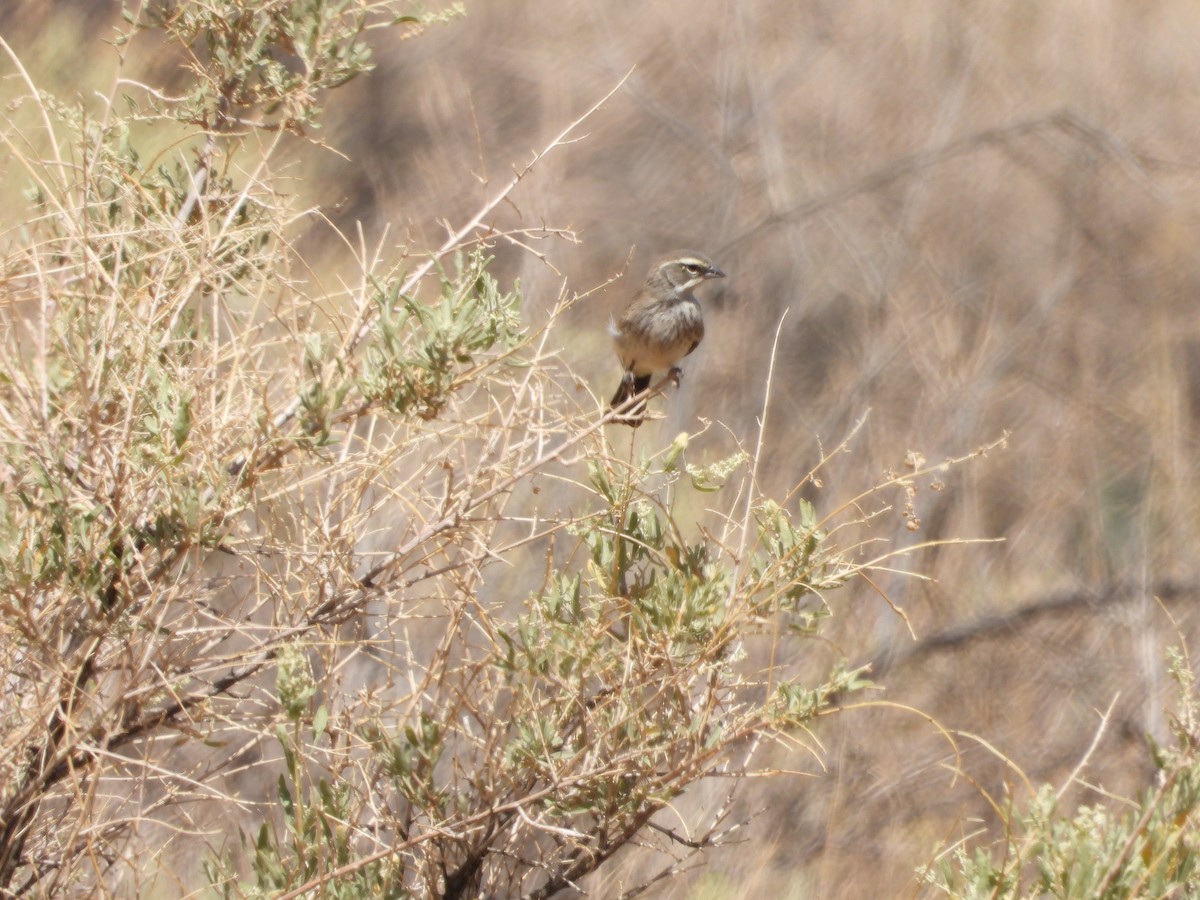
129;0;462;132
0;0;472;895
686;450;748;492
359;252;524;420
327;445;875;895
206;718;408;899
276;642;318;719
921;650;1200;898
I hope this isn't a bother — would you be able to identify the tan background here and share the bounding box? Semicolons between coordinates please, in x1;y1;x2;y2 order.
5;1;1200;895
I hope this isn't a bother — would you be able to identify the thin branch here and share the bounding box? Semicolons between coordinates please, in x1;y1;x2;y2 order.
226;68;635;478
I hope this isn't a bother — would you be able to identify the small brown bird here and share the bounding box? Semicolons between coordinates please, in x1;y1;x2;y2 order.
609;251;725;426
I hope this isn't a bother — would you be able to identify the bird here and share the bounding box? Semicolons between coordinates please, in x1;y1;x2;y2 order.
608;250;725;426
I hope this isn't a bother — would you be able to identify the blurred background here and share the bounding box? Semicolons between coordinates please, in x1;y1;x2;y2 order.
6;0;1200;895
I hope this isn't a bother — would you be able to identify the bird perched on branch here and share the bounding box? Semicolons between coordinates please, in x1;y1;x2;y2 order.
608;250;725;427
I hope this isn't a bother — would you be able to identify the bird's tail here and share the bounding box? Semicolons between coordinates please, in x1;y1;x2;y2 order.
609;373;652;427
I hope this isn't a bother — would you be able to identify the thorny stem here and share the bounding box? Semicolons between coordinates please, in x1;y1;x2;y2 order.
225;69;636;479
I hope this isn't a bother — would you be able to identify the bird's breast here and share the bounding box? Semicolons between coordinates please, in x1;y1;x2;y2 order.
613;295;705;374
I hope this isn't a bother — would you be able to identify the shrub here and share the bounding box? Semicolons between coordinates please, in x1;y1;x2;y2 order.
0;2;977;895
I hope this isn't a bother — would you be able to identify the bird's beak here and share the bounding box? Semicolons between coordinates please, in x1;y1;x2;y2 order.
706;266;725;279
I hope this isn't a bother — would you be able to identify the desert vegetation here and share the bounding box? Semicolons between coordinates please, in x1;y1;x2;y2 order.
2;1;1200;897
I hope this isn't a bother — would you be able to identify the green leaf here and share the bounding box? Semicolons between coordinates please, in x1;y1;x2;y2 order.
277;774;294;818
172;394;192;450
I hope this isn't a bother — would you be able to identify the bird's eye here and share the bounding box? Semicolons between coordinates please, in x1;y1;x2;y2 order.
685;264;702;274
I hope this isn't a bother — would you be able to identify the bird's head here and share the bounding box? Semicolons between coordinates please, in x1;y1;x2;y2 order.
654;252;725;293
